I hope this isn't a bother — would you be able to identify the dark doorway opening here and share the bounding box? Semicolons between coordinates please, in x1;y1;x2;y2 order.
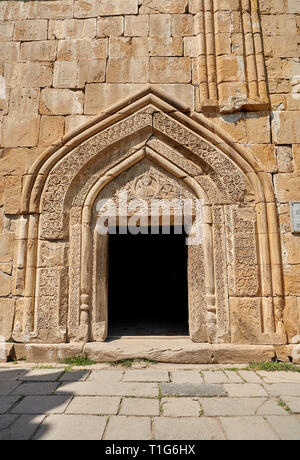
108;227;189;337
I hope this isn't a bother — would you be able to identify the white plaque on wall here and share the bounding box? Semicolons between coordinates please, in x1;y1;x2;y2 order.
291;202;300;234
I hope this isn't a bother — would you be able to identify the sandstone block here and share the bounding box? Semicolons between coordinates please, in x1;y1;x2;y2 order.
101;0;138;16
97;16;123;37
0;148;29;177
49;19;96;40
4;63;53;88
85;83;145;114
273;112;300;144
3;176;22;214
0;299;14;341
57;38;107;61
65;115;93;133
217;55;245;83
274;174;300;202
150;14;171;37
40;89;84;115
74;0;101;18
53;61;78;89
0;272;11;297
0;233;13;262
2;115;40;148
248;144;277;173
140;0;188;14
0;21;14;40
213;344;275;364
125;15;149;37
24;344;83;364
78;59;106;87
39;116;65;147
246;113;271;144
14;20;48;41
27;0;74;19
20;41;57;62
172;14;193;36
9;87;40;115
107;58;149;83
284;266;300;296
150;57;191;83
0;42;19;62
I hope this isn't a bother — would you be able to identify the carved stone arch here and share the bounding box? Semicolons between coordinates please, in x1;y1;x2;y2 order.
15;87;286;347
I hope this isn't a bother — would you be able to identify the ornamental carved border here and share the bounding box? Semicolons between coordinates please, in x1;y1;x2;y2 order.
39;108;251;241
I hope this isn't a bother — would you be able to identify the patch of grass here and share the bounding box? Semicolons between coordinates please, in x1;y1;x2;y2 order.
245;362;300;373
33;365;58;370
111;358;157;368
61;355;97;367
278;399;292;414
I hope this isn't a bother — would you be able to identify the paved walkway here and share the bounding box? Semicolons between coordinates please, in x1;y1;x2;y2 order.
0;364;300;440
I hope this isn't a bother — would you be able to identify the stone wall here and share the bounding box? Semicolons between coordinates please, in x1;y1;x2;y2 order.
0;0;300;345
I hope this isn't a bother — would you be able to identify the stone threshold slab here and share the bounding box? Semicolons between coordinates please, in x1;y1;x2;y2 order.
6;339;300;364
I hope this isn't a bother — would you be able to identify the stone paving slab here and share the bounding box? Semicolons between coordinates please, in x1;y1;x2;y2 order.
0;415;45;441
257;371;300;384
171;370;203;384
199;397;267;417
66;396;121;415
104;416;152;440
86;370;123;382
224;383;268;397
220;416;278;440
119;398;160;416
0;382;21;396
224;371;244;383
280;397;300;413
161;383;227;397
0;366;300;440
11;382;59;396
59;371;90;382
18;369;64;382
256;399;288;416
161;398;200;417
238;371;264;383
33;415;107;441
56;381;159;397
153;417;226;440
0;414;19;431
263;383;300;397
123;370;169;382
0;396;20;414
266;415;300;440
0;370;26;381
202;371;229;384
11;396;72;415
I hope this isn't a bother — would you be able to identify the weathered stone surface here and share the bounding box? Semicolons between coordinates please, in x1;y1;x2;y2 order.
66;396;121;415
153;417;226;440
221;416;278;440
0;299;14;341
160;383;227;397
40;89;84;115
84;340;213;364
104;416;151;440
33;415;107;440
24;344;83;364
120;398;160;416
162;397;200;417
213;345;276;364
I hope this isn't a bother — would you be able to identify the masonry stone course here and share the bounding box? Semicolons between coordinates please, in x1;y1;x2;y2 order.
0;0;299;370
